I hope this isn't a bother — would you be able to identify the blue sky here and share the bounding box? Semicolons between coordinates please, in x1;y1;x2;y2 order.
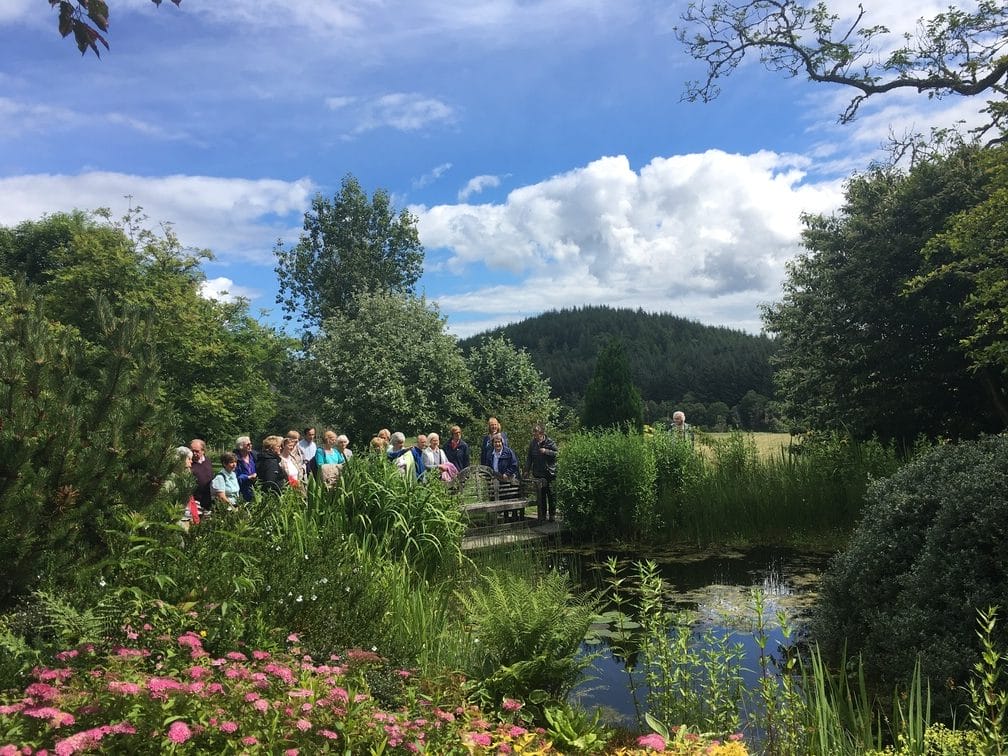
0;0;988;336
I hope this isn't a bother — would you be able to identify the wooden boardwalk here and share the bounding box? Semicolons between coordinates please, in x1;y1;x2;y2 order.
461;518;565;551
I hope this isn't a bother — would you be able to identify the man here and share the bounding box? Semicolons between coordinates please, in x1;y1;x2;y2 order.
489;432;518;480
480;417;508;467
189;438;214;513
387;432;425;480
298;427;318;476
526;424;559;521
444;425;470;471
672;411;694;445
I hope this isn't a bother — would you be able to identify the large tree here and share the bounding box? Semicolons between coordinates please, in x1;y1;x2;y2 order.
582;339;645;433
762;144;1006;440
275;175;424;330
301;292;473;442
676;0;1008;140
0;210;290;445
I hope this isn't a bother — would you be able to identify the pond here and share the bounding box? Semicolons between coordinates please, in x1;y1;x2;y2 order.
550;545;834;729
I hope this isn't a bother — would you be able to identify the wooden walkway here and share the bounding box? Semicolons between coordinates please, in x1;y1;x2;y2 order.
461;518;565;551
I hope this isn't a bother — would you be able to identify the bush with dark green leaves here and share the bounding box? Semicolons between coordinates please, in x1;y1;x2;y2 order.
812;434;1008;717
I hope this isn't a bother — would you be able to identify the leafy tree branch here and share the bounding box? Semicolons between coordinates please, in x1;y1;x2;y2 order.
51;0;180;58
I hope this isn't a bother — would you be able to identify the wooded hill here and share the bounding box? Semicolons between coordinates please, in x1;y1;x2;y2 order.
460;306;779;429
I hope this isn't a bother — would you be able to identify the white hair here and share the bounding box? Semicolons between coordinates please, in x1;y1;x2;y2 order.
176;445;193;460
336;434;349;445
428;433;439;444
236;435;251;447
391;432;406;445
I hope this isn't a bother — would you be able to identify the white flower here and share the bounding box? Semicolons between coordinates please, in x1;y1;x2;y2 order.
296;595;303;603
98;578;106;588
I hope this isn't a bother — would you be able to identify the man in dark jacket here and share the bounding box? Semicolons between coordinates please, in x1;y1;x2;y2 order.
526;424;559;521
189;438;214;513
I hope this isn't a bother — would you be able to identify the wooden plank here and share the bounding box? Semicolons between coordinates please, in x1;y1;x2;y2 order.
464;499;534;515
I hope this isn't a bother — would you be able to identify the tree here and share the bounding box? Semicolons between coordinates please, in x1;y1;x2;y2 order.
0;283;176;606
50;0;180;58
275;175;424;330
762;144;1006;440
582;339;644;432
0;210;290;445
676;0;1008;140
301;292;474;442
466;335;561;455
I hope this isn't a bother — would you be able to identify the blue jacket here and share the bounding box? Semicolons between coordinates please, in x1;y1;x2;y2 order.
444;439;470;470
480;431;509;468
235;450;257;502
488;445;519;478
387;446;426;480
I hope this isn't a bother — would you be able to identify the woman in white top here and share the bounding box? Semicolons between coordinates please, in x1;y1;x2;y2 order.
423;433;458;481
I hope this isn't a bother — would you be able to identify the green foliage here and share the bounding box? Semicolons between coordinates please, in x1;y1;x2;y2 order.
763;145;1006;441
554;430;658;540
0;284;176;608
813;435;1008;718
301;292;474;442
50;0;179;58
543;703;611;753
465;335;560;456
582;338;644;433
458;568;597;704
275;174;424;328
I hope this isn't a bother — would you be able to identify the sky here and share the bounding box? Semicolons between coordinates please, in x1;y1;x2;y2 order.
0;0;991;337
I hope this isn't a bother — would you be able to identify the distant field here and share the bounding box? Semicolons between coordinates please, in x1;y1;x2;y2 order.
700;432;792;460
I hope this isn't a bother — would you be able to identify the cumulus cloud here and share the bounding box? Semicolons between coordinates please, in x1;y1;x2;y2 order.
200;277;259;303
458;174;501;201
418;151;844;333
327;92;456;135
0;172;315;263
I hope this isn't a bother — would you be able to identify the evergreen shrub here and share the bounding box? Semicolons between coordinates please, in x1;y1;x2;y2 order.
812;434;1008;717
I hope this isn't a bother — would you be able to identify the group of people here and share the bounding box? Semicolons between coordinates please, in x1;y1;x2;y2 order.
175;417;562;522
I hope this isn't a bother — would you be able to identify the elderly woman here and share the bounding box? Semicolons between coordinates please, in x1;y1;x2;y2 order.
211;452;241;508
423;432;458;482
234;435;258;502
488;432;519;480
279;435;303;487
335;434;353;462
257;435;288;495
315;430;346;488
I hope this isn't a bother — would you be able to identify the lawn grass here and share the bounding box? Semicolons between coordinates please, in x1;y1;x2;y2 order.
700;432;792;460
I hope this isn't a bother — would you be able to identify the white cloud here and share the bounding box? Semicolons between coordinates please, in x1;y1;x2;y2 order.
458;174;501;201
418;151;845;332
325;92;457;135
414;162;453;189
0;172;316;264
0;96;195;142
200;277;259;303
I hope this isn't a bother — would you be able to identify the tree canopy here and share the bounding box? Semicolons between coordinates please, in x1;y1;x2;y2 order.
275;175;424;330
582;338;645;433
51;0;180;58
762;143;1007;440
676;0;1008;140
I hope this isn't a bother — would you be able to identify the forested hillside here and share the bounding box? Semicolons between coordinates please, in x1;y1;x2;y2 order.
460;306;779;430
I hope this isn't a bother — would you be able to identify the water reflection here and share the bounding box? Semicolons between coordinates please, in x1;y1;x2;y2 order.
553;545;833;729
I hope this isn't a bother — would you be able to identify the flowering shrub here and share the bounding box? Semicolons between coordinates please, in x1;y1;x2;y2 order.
0;618;748;754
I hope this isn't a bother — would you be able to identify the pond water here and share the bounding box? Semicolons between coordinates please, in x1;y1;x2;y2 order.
549;545;833;729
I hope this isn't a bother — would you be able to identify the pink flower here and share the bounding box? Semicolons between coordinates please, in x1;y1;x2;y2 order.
320;730;339;740
329;686;349;702
23;707;75;727
501;698;523;712
33;668;72;682
467;732;492;747
25;682;59;701
252;650;270;660
508;726;527;738
188;666;209;680
219;721;238;734
637;733;667;751
167;721;192;744
107;681;142;695
287;633;301;643
285;750;299;756
253;699;270;713
55;650;79;661
295;719;312;732
241;737;258;746
1;746;19;756
226;651;248;661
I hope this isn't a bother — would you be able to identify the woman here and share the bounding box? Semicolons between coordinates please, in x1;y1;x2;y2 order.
257;435;288;495
279;435;303;487
234;435;258;502
424;432;458;482
315;430;346;488
480;417;508;468
335;434;353;462
211;452;240;508
444;425;470;471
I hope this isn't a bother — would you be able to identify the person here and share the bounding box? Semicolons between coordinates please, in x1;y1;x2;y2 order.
377;428;392;453
257;435;288;495
370;436;386;454
480;417;508;467
526;424;559;521
285;430;307;478
671;411;694;445
387;432;425;480
315;430;346;488
335;434;353;462
210;451;240;508
279;435;303;487
488;432;518;480
234;435;258;502
298;427;318;476
189;438;214;513
169;446;197;523
444;425;470;471
424;432;458;482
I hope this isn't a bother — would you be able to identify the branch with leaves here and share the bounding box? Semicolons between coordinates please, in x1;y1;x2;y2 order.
676;0;1008;139
51;0;180;58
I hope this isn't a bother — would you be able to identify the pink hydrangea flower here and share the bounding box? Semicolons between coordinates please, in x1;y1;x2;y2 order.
501;698;523;712
295;719;312;732
167;721;192;744
219;721;238;734
253;699;270;713
467;732;492;747
637;733;667;751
